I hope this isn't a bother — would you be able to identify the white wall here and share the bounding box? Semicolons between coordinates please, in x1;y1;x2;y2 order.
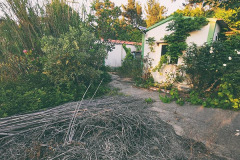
105;44;137;67
143;20;220;83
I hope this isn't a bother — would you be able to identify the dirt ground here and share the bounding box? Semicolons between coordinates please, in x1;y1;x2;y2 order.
109;73;240;160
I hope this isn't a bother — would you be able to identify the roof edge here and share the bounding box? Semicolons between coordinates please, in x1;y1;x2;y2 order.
106;39;142;45
146;16;228;33
146;16;196;32
146;16;174;32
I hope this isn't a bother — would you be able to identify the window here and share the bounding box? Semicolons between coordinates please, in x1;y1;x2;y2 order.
161;44;178;64
161;45;168;56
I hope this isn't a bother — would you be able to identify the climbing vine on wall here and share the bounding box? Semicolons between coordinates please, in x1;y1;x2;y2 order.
146;37;156;52
154;13;208;72
164;13;208;63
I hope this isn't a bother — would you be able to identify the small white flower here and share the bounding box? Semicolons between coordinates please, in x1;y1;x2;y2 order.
223;64;227;67
236;49;240;55
210;47;213;54
237;130;240;132
235;133;240;136
228;57;232;60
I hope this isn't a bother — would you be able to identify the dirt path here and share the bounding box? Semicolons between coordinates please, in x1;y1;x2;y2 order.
109;74;240;160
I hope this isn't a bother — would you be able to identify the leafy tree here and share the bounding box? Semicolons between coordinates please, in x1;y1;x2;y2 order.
214;8;240;29
175;1;240;30
88;0;122;40
173;0;240;9
202;0;240;9
122;0;145;26
88;0;142;42
145;0;167;27
176;4;214;17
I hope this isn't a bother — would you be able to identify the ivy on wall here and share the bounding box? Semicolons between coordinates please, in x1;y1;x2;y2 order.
153;14;208;71
164;13;208;63
146;37;156;52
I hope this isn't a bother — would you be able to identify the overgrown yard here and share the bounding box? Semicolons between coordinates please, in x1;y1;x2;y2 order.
109;74;240;160
0;96;224;160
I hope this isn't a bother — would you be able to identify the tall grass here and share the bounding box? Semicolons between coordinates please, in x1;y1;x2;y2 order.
0;0;111;118
0;0;83;80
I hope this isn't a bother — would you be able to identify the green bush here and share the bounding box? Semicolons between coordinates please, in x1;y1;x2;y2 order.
0;73;111;118
203;82;240;110
41;25;107;85
118;45;142;80
187;91;203;105
184;35;240;110
0;0;112;118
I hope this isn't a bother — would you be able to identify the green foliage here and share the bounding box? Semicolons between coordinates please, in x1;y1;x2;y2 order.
202;0;240;9
88;0;143;42
0;0;82;80
164;13;208;64
176;5;214;17
176;98;185;106
89;0;122;40
184;34;240;110
0;73;111;118
214;8;240;29
45;0;82;37
122;44;134;61
184;40;240;92
41;25;107;84
160;88;185;106
152;54;168;72
145;0;167;27
118;44;142;80
203;82;240;110
159;95;172;103
145;98;154;103
146;37;156;52
187;91;203;105
169;88;180;100
0;0;112;117
135;76;154;88
121;0;144;26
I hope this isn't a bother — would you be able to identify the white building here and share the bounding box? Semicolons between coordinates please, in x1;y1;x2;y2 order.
105;40;141;67
142;16;228;84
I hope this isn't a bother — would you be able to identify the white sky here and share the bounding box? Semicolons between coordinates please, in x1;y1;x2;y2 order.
0;0;187;17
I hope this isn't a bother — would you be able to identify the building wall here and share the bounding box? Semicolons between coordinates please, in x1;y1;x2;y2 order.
105;44;137;67
143;20;220;83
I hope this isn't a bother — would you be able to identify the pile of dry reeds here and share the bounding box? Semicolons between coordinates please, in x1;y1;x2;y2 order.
0;96;222;160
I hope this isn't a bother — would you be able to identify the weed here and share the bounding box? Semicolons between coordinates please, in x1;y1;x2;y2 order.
145;98;154;103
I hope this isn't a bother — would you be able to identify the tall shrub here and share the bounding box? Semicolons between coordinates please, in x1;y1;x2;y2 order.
41;25;108;85
183;35;240;109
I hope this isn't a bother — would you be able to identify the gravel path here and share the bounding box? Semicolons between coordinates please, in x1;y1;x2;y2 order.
109;73;240;160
